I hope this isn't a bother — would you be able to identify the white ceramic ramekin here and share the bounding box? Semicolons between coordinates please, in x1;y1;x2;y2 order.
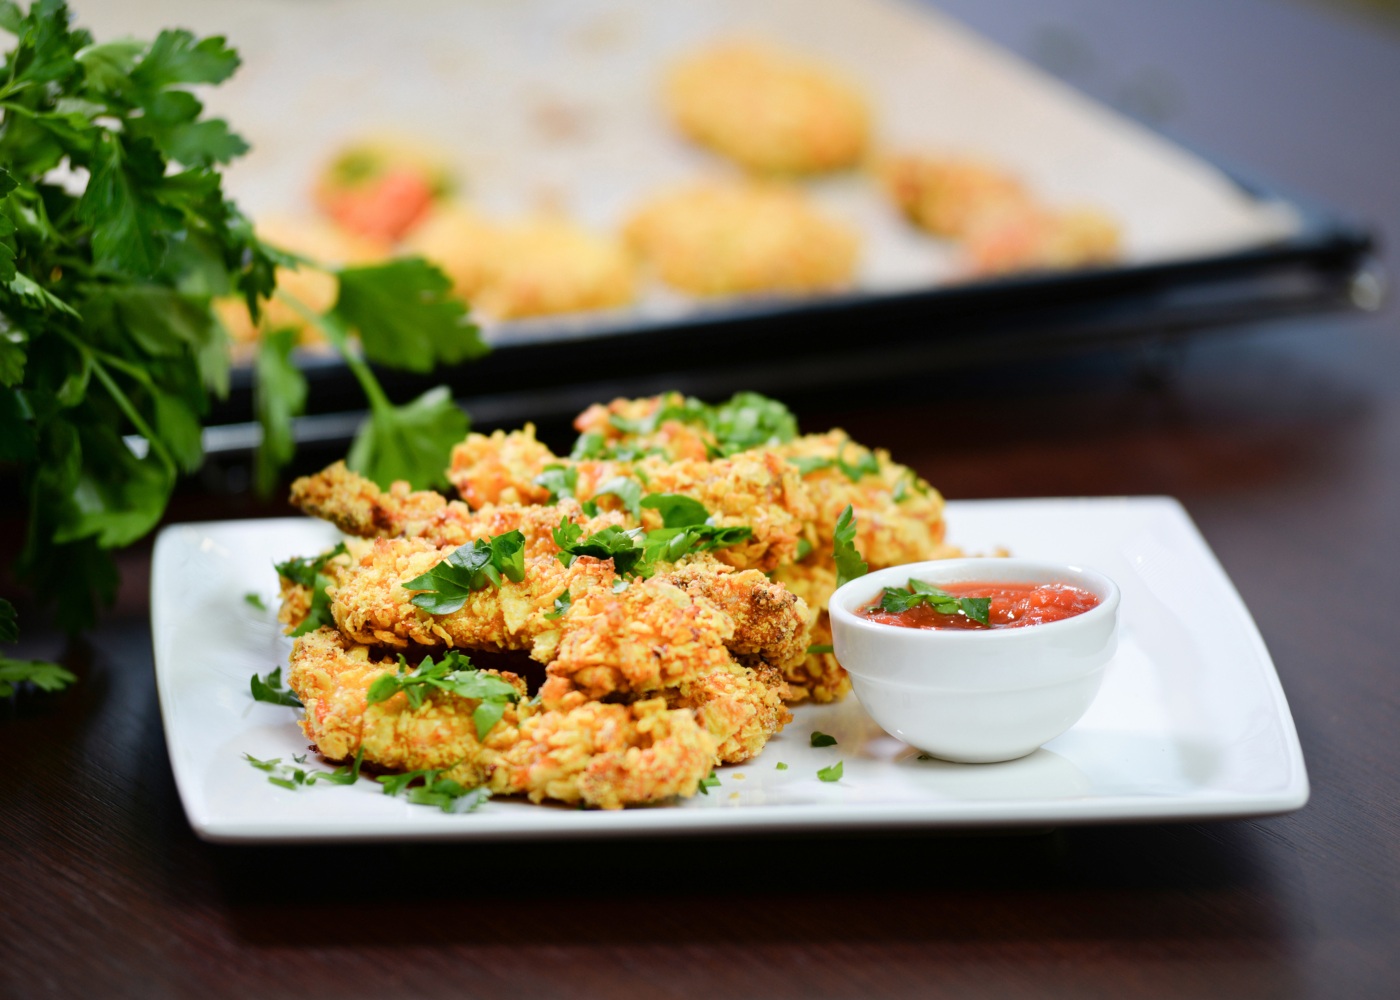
829;558;1120;763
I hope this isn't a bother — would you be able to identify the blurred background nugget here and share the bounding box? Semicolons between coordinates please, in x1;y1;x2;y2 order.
625;181;859;296
665;41;871;174
408;207;637;320
881;151;1121;275
312;137;455;245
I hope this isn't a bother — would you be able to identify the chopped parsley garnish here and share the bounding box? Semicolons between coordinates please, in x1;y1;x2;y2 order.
794;537;813;561
275;543;350;636
592;476;643;518
400;532;526;614
377;768;492;813
595;391;797;457
544;589;572;620
250;666;302;707
365;650;519;740
810;731;838;748
817;761;844;782
553;519;649;576
533;464;578;502
833;505;869;588
244;748;362;790
787;443;880;483
807;644;834;656
697;769;722;794
775;762;788;771
243;592;268;611
870;579;992;627
274;543;349;588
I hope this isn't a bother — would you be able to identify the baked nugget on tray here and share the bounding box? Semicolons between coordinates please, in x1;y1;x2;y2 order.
625;181;858;296
665;41;871;174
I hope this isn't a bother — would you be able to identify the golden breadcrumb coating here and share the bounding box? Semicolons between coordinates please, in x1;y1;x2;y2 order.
880;153;1032;240
447;435;815;572
666;661;792;764
288;627;715;808
962;205;1121;276
775;430;956;571
445;424;557;509
624;182;858;296
769;561;850;704
665;560;810;674
574;394;715;462
666;41;871;174
406;206;636;320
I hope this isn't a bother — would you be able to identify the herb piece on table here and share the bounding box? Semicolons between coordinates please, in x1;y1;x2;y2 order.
250;666;302;707
365;650;519;740
871;579;992;627
775;762;789;771
400;532;526;615
0;599;75;698
833;505;869;588
817;761;844;783
810;731;838;748
697;769;722;795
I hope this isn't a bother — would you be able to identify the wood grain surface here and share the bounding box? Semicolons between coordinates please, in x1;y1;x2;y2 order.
3;1;1399;997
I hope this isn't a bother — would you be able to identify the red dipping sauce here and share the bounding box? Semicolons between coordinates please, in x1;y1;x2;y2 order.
860;581;1101;631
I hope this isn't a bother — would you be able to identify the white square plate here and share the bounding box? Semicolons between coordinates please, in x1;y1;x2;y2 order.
151;497;1308;842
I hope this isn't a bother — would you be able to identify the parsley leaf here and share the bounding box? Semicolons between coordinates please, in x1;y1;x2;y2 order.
871;579;992;626
250;666;302;707
0;599;73;698
592;476;642;518
253;327;307;495
833;505;869;588
810;731;838;748
639;493;710;528
243;592;267;611
697;770;722;794
775;762;788;771
806;644;834;655
365;651;519;740
400;532;526;615
243;748;363;790
331;258;486;373
533;464;578;502
275;543;349;588
544;589;572;620
553;519;648;577
346;385;470;492
378;767;492;813
817;761;844;782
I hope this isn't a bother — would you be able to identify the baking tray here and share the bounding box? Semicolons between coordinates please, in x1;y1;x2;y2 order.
83;0;1378;446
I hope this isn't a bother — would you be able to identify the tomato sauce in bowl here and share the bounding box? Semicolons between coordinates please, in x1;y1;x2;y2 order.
859;581;1101;631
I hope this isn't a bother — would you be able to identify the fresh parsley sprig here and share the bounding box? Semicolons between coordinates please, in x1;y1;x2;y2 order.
400;532;526;614
553;519;649;576
870;579;992;627
244;748;362;790
0;3;487;642
365;651;519;740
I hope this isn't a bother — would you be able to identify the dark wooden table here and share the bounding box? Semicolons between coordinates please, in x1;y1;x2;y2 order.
4;1;1399;997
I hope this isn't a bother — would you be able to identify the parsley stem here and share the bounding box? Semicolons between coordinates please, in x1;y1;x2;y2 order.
59;332;175;472
277;289;392;413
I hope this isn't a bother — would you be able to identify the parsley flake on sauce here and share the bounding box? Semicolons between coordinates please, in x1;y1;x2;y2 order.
871;579;992;627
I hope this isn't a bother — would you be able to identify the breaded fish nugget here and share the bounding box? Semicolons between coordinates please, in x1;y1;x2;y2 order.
288;627;716;808
962;205;1121;276
625;182;858;297
880;153;1032;240
666;41;871;174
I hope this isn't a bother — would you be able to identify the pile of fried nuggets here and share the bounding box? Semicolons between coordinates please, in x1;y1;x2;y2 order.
277;393;958;809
